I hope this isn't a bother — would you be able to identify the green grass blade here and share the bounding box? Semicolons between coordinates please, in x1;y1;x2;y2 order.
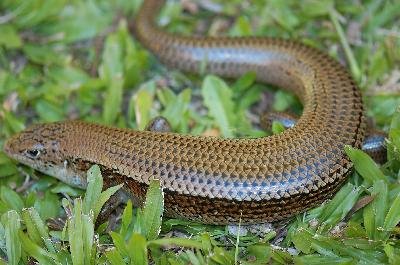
103;77;124;125
21;209;43;248
134;82;156;130
294;254;353;265
184;250;202;265
83;165;103;215
141;179;164;241
246;243;272;263
202;75;236;137
0;186;24;213
328;8;361;81
99;23;125;125
388;108;400;163
272;121;285;134
127;233;148;265
159;88;191;130
105;248;126;265
148;238;203;249
364;180;389;240
2;211;21;265
83;165;123;222
383;191;400;238
21;208;56;253
119;200;133;238
209;247;235;265
292;228;313;254
232;71;256;93
384;243;400;265
345;146;387;185
110;231;129;258
318;183;361;226
94;184;123;222
18;230;60;265
68;199;84;265
82;213;95;265
362;198;375;240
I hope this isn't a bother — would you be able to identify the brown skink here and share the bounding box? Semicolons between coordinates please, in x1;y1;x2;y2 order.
4;0;379;224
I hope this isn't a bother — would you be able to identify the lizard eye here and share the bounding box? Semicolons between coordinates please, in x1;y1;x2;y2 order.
25;149;41;159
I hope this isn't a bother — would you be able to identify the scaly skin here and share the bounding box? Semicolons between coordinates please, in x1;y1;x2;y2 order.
260;112;386;163
4;0;368;224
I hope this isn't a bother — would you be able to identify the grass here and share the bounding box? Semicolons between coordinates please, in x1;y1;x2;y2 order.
0;0;400;264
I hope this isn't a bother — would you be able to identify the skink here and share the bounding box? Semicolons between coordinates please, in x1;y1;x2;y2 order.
3;0;385;224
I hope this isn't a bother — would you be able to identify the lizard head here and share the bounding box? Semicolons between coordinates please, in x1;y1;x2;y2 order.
3;122;87;188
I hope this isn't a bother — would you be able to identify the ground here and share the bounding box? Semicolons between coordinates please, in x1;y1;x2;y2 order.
0;0;400;264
